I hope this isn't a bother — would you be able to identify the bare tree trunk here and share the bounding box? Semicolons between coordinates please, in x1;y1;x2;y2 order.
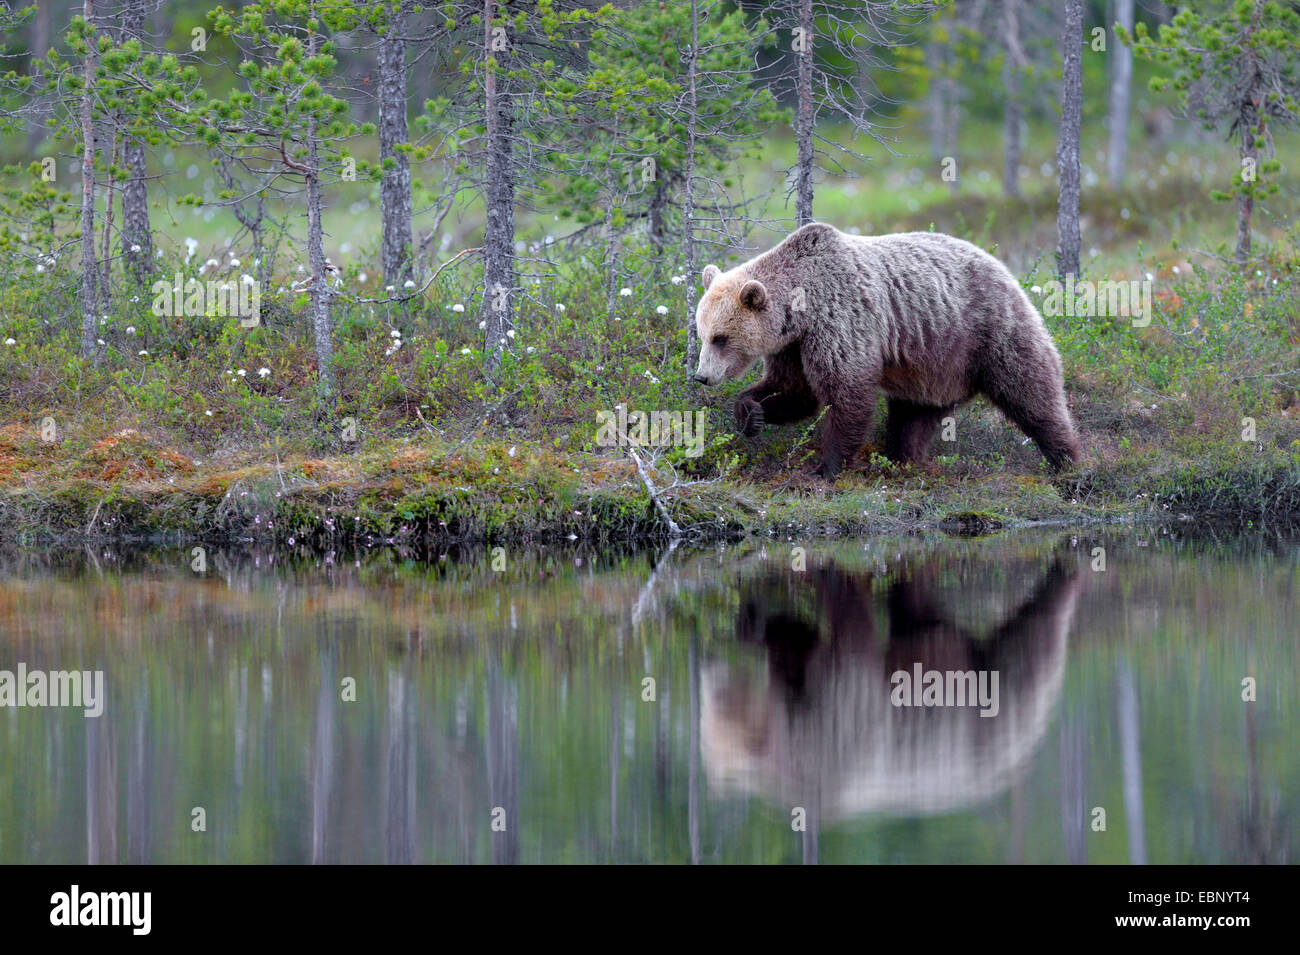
794;0;815;226
121;0;152;284
1107;0;1134;187
100;126;117;299
481;0;514;379
307;122;335;397
1236;122;1256;266
1056;0;1083;279
377;5;413;288
683;0;700;373
80;0;99;357
304;19;334;397
925;41;946;164
26;0;50;152
1002;0;1024;198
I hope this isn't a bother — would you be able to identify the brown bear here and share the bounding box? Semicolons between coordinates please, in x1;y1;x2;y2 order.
692;223;1082;479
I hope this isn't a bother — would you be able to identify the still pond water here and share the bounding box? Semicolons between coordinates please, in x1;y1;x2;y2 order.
0;528;1295;864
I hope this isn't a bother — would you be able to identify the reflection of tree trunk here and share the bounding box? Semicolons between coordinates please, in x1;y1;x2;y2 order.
1059;716;1087;864
127;681;152;864
386;666;416;864
802;803;819;865
487;666;519;865
1009;777;1026;863
609;677;620;861
1116;662;1147;864
311;656;335;864
86;712;119;863
688;635;701;864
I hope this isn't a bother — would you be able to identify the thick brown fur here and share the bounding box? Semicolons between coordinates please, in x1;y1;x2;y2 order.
693;223;1082;479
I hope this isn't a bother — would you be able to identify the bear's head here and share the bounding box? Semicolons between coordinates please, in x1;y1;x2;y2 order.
692;222;838;387
691;267;775;386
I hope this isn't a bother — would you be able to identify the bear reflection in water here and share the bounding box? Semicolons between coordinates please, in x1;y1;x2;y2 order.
702;556;1085;819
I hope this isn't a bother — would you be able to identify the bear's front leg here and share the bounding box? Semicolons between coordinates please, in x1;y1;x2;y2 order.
734;392;767;437
814;398;875;481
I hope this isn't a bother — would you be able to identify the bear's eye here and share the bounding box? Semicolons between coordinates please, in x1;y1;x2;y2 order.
711;335;729;348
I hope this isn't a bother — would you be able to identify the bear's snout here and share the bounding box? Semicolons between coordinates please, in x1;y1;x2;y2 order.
692;372;713;386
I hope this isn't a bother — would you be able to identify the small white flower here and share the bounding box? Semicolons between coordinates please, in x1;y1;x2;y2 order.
1031;285;1042;294
127;326;137;335
204;410;213;417
35;264;44;273
452;303;465;313
478;320;486;329
403;280;415;289
556;303;566;313
3;338;14;346
619;287;632;297
506;329;516;339
386;285;396;293
508;446;517;457
498;338;506;345
258;367;270;378
96;338;105;345
1145;272;1154;282
391;329;402;338
1172;265;1181;274
655;305;668;315
230;257;241;267
358;272;367;283
241;274;255;286
460;347;471;355
526;346;535;354
130;244;142;253
671;275;685;285
138;349;149;356
237;368;247;377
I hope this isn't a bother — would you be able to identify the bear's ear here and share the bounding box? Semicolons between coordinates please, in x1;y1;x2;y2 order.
739;279;767;310
702;264;720;290
784;222;838;259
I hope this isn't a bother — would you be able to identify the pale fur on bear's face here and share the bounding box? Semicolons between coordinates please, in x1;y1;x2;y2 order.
692;264;782;387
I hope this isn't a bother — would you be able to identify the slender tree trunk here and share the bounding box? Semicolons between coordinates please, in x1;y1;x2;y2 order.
1056;0;1083;279
481;0;514;379
925;41;946;164
121;0;152;283
100;126;117;299
683;0;700;373
1002;0;1024;198
305;19;334;397
377;5;413;288
80;0;99;357
794;0;815;226
1235;2;1264;267
1236;121;1256;266
26;0;50;152
1107;0;1134;187
307;124;335;397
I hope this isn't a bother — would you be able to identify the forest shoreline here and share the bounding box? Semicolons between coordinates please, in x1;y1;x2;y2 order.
2;431;1295;550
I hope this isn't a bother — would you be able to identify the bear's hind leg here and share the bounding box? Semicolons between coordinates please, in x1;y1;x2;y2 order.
982;369;1081;471
884;399;952;465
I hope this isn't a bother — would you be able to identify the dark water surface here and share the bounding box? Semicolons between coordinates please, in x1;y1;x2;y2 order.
0;528;1295;864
